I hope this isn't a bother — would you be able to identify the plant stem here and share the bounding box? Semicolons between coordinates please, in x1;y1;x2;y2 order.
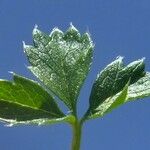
71;119;83;150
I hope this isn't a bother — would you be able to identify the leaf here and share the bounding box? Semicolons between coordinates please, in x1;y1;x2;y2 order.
0;73;65;124
24;24;94;112
101;72;150;116
127;72;150;101
84;57;145;120
105;80;129;113
84;82;129;120
85;72;150;120
1;115;75;127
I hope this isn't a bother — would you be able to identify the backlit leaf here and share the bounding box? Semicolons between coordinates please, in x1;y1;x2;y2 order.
127;72;150;101
84;57;145;120
24;24;94;113
0;73;65;124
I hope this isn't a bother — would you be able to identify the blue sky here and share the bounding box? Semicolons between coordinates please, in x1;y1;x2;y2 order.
0;0;150;149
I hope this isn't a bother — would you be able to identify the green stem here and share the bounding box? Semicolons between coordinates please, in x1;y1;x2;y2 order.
71;119;83;150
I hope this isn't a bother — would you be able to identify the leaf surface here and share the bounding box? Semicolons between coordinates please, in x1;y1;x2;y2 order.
127;72;150;101
84;57;146;120
85;82;129;120
105;73;150;115
24;24;93;112
0;74;65;124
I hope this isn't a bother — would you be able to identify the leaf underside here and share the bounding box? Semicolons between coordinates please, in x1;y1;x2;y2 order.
24;24;94;112
0;74;65;124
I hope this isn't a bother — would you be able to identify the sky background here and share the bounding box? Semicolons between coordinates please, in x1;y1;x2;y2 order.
0;0;150;150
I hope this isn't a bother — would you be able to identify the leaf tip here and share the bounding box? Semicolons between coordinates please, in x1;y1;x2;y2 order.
22;41;32;53
33;24;40;35
8;71;14;75
140;57;146;63
22;41;27;50
69;22;78;31
5;123;15;127
50;27;63;38
34;24;38;29
116;55;124;61
64;23;80;39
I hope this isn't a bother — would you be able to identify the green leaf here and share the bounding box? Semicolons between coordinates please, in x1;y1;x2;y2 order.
103;73;150;117
105;80;129;113
102;72;150;116
127;72;150;101
85;72;150;120
84;57;145;120
24;24;94;112
0;73;65;124
85;82;129;120
1;115;75;127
